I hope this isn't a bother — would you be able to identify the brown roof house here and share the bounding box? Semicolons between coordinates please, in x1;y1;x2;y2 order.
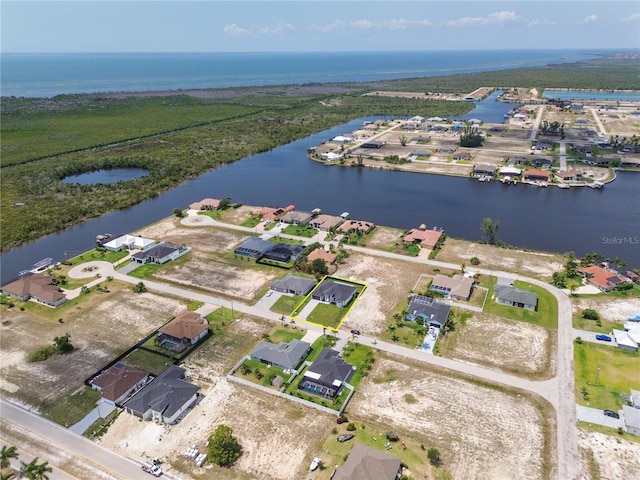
338;220;375;235
333;443;403;480
430;274;474;301
404;225;444;249
90;363;150;406
0;274;67;307
310;214;344;231
307;248;337;265
157;311;209;353
578;266;630;292
524;169;550;182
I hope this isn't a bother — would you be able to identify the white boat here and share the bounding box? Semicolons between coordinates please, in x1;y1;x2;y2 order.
310;457;321;471
19;258;53;276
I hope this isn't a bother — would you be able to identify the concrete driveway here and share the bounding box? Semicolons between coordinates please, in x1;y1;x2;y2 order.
576;404;623;429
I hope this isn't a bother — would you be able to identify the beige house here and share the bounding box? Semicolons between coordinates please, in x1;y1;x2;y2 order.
430;274;474;300
0;274;67;307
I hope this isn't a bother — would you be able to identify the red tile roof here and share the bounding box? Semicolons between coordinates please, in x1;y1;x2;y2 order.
578;266;629;290
403;228;443;249
307;248;337;264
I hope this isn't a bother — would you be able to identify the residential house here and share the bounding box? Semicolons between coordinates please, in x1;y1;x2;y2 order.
524;169;550;182
490;126;506;132
534;140;554;151
575;117;590;125
499;166;522;177
427;116;445;122
298;348;354;400
555;170;582;183
612;326;639;352
249;339;311;373
132;242;190;264
0;274;67;307
362;123;378;132
188;198;220;210
621;158;640;167
472;164;497;177
332;135;354;143
430;274;474;301
530;157;552;168
122;366;200;425
90;363;150;406
271;275;316;296
468;118;483;125
310;214;344;232
234;237;274;259
405;295;451;328
575;145;593;156
280;210;313;225
262;244;304;263
257;205;294;221
338;220;375;235
408;115;425;124
438;147;456;154
333;443;403;480
577;266;629;292
403;225;444;249
157;311;209;353
494;285;538;311
513;113;527;121
312;281;357;308
321;152;343;162
409;149;431;157
361;141;384;149
582;129;598;138
103;234;156;252
430;125;448;132
570;104;584;113
508;157;527;166
307;248;337;265
622;405;640;436
452;152;471;161
584;157;610;166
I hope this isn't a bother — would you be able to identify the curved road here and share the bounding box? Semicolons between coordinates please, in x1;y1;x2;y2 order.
6;214;580;479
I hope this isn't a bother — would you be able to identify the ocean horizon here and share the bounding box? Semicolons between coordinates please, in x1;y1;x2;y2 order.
0;49;613;98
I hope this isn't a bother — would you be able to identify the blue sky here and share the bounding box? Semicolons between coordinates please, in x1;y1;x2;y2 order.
2;1;639;52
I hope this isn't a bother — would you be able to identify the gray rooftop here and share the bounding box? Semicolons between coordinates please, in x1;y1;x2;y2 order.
271;274;316;294
235;237;274;254
333;443;402;480
407;295;451;325
495;285;538;307
313;281;357;304
304;348;354;389
250;339;311;370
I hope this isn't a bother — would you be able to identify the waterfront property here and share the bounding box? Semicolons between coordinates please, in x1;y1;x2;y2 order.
0;274;67;307
405;295;452;328
157;311;209;353
556;170;583;183
430;274;474;301
256;204;294;221
131;242;190;264
188;198;221;210
103;234;156;252
494;285;538;311
89;363;150;406
310;214;345;231
271;274;316;296
338;219;375;235
122;365;200;425
578;265;631;291
298;348;354;400
249;338;311;373
404;225;444;250
524;169;550;182
333;443;403;480
472;164;497;177
280;210;314;225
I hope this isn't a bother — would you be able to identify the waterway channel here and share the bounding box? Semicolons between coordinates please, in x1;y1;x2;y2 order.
2;113;639;283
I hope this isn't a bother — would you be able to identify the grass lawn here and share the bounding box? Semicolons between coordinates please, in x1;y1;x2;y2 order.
123;349;174;376
268;328;304;344
270;294;304;315
574;342;640;411
282;224;318;238
306;303;345;329
65;248;129;266
340;342;375;389
484;278;558;328
402;243;421;257
241;216;261;228
126;262;166;279
197;210;223;220
236;358;289;389
41;386;101;426
141;335;184;360
573;313;624;334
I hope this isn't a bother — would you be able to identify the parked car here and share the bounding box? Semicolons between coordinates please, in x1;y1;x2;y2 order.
337;433;355;443
265;290;273;297
603;410;620;419
350;329;361;336
595;334;612;342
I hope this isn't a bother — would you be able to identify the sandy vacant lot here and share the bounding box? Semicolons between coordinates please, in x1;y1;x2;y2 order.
573;296;640;322
350;355;553;480
441;313;554;378
578;429;640;480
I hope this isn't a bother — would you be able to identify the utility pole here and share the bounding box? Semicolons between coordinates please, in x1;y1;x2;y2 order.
594;361;601;386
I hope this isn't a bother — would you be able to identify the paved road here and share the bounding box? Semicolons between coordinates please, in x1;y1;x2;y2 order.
529;105;546;141
61;221;580;478
588;107;608;136
0;399;177;480
559;140;568;171
576;405;623;429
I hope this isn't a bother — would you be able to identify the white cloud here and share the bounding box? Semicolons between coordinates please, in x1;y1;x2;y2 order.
621;12;640;23
583;14;598;24
527;18;557;27
445;10;519;27
223;22;295;36
311;20;345;33
382;19;433;30
351;19;374;30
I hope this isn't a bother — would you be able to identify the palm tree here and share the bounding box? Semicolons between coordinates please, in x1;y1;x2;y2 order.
19;458;52;480
1;446;18;469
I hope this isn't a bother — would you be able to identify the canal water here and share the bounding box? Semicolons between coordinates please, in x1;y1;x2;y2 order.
63;168;149;185
2;115;639;283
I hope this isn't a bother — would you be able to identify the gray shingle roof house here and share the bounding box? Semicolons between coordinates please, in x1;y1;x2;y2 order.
298;348;354;399
234;237;274;259
405;295;451;328
123;366;200;425
262;243;304;263
430;274;474;301
280;210;313;225
250;339;311;373
271;275;316;295
494;285;538;311
472;164;497;177
132;242;189;264
90;363;150;406
312;281;357;308
333;443;403;480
